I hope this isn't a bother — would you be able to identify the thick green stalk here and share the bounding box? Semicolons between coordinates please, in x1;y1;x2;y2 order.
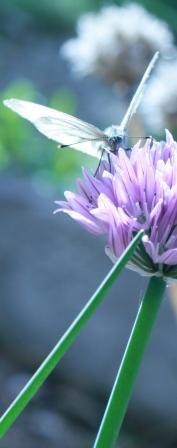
94;276;166;448
0;230;143;438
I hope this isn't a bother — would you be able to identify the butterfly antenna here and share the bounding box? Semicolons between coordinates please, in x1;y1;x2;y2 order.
119;51;159;133
59;137;106;148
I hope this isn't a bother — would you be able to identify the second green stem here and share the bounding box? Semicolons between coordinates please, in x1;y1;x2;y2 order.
94;276;166;448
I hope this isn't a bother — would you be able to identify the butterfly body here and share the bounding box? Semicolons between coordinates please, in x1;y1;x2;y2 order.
107;135;125;154
104;125;127;154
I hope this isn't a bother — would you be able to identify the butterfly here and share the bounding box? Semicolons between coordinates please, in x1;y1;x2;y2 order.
4;52;159;160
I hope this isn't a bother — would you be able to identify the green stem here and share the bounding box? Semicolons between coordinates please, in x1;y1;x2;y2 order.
0;230;143;438
94;276;166;448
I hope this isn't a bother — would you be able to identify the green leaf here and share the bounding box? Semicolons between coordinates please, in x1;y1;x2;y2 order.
0;230;143;437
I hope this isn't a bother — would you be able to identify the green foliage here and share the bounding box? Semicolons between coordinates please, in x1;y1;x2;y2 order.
0;80;94;188
0;80;37;168
1;0;177;33
136;0;177;33
116;0;177;33
0;0;103;32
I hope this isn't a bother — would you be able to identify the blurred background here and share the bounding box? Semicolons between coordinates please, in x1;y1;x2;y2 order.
0;1;177;447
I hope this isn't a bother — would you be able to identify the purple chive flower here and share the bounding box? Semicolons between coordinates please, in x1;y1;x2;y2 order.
55;130;177;280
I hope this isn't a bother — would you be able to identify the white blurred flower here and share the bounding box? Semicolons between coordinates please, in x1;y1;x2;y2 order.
141;60;177;133
61;3;175;85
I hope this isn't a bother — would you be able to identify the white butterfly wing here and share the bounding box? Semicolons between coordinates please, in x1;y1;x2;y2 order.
4;99;107;158
4;53;159;158
119;51;159;133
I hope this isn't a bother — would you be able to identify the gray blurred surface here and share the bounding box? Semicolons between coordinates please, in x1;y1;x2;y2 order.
0;172;177;447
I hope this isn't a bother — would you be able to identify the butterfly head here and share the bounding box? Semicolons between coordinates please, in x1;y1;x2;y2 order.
107;135;123;154
104;125;126;154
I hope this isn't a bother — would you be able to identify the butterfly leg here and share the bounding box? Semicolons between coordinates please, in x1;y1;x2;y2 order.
94;147;105;177
148;136;154;149
107;153;112;173
143;135;154;148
